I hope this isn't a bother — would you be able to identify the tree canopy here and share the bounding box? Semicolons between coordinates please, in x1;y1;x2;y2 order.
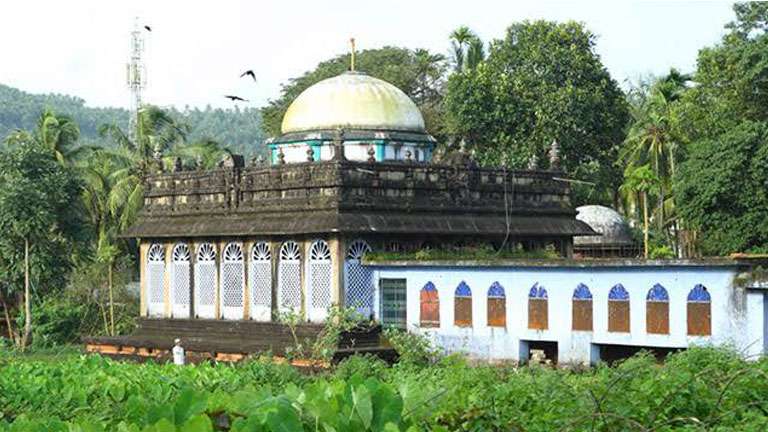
443;20;629;205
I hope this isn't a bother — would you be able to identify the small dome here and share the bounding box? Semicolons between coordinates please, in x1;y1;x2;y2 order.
281;71;426;134
574;205;634;246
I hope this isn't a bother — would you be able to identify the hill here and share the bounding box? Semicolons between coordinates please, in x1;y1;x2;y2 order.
0;83;265;157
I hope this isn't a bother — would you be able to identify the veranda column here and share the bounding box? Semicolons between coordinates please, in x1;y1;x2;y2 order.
243;240;252;319
215;239;223;319
163;242;172;318
270;239;280;321
139;241;148;317
329;236;344;308
300;239;309;319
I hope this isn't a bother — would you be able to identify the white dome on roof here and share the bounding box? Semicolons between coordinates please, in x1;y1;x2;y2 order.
575;205;634;246
280;71;425;134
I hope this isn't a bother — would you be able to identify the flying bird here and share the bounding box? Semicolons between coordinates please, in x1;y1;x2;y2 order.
240;70;257;82
144;25;152;32
225;95;249;102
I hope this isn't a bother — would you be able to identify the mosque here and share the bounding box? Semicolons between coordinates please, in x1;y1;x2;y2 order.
85;66;768;365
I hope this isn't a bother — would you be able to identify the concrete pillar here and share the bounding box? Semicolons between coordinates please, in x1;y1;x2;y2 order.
139;241;148;317
300;238;310;320
163;242;172;318
329;236;345;307
270;239;281;321
243;240;252;320
215;240;223;319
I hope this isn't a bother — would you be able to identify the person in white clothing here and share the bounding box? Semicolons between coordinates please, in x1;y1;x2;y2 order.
172;338;185;365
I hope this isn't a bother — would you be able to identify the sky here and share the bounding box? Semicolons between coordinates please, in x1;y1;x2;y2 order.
1;1;736;110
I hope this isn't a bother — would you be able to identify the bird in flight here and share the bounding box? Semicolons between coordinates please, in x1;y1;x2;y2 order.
225;95;249;102
240;70;257;82
144;25;152;32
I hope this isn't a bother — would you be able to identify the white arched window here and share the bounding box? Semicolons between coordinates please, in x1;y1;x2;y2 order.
344;239;373;317
170;243;191;318
307;240;332;322
146;243;166;317
220;242;245;320
194;243;216;319
249;242;272;321
278;241;302;314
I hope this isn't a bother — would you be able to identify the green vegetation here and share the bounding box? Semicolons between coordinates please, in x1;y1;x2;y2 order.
2;348;768;430
0;84;265;158
365;244;560;262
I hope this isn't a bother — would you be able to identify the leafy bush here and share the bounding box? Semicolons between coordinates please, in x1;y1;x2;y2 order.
382;328;439;365
334;355;390;381
2;347;768;431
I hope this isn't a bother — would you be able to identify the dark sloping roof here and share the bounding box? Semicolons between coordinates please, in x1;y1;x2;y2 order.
123;211;594;238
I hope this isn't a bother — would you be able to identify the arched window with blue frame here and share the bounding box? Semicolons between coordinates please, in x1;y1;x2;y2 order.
454;281;472;327
528;283;548;330
687;284;711;336
646;284;670;334
420;282;440;328
572;283;593;331
487;282;506;328
608;284;630;333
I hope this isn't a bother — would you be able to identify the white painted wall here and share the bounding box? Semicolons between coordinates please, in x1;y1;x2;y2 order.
370;264;761;364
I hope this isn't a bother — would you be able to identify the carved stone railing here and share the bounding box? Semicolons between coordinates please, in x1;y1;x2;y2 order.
141;160;574;218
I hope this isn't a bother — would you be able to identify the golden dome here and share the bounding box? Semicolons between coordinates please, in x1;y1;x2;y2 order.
281;72;426;134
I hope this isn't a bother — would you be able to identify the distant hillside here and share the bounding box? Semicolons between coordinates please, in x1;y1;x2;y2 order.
0;84;265;157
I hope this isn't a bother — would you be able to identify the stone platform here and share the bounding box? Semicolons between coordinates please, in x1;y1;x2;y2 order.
83;318;396;364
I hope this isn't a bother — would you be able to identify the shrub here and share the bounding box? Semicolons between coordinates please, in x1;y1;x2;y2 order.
383;328;440;365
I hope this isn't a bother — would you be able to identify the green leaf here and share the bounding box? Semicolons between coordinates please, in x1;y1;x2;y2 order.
352;385;373;429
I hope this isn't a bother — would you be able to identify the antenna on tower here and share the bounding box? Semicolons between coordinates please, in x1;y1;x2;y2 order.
126;17;146;144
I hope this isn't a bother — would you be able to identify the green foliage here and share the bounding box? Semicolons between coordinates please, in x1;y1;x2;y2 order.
366;243;560;262
443;20;629;205
0;84;265;158
382;328;439;366
260;46;447;139
0;143;83;310
3;348;768;430
675;121;768;255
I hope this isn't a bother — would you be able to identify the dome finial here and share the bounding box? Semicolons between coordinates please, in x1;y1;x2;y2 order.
349;37;356;71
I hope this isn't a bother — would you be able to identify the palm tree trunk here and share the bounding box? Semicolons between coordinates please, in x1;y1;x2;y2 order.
643;192;649;259
21;238;31;350
108;262;115;336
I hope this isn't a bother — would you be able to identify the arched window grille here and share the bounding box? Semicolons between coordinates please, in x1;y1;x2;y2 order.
170;243;191;318
278;241;302;314
646;284;670;334
487;282;506;328
687;284;711;336
572;283;593;331
608;284;630;333
420;282;440;327
146;243;166;317
454;281;473;327
220;243;244;320
307;240;332;322
194;243;217;319
528;283;548;330
344;239;374;317
249;242;272;321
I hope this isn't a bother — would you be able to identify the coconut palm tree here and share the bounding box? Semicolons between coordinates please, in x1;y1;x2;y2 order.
620;165;661;258
99;105;188;231
163;138;231;170
4;109;81;163
450;26;484;72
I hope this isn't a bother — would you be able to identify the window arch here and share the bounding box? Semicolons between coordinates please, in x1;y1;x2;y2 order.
278;241;302;313
344;239;374;317
528;283;548;330
454;281;472;327
220;243;245;320
687;284;711;336
249;242;272;321
194;243;216;319
146;243;166;317
646;284;669;334
487;282;506;328
420;282;439;327
170;243;191;318
572;283;593;331
307;240;332;322
608;284;630;333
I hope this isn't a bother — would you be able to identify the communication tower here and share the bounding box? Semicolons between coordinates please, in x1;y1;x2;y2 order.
126;17;146;144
